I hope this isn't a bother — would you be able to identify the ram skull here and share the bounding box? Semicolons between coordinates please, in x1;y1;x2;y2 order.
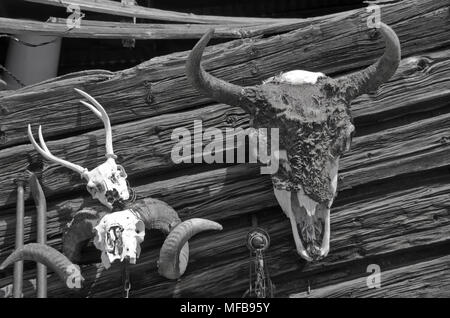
0;199;222;289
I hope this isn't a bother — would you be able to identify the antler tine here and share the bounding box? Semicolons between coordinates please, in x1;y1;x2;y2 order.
28;124;87;177
74;88;115;159
37;125;50;153
79;100;102;120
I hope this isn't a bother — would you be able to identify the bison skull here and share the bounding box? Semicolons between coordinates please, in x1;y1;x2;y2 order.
186;23;401;261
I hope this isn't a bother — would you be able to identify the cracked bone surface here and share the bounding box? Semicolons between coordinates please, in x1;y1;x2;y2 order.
84;158;130;210
94;210;145;268
186;23;401;261
27;88;130;210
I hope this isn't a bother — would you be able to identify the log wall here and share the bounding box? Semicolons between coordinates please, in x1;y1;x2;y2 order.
0;0;450;297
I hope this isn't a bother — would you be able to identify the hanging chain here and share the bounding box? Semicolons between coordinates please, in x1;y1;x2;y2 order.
254;249;269;298
122;259;131;298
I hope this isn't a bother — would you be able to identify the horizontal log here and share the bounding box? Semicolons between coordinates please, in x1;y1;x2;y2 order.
1;0;449;298
1;0;448;149
0;164;272;258
351;50;450;125
339;108;450;190
0;103;251;209
0;47;448;208
290;254;450;298
0;17;292;40
25;0;298;24
2;170;450;297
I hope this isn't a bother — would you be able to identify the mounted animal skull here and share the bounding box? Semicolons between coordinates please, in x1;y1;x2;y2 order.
0;198;222;289
3;89;222;290
28;88;131;210
186;23;401;261
94;210;146;268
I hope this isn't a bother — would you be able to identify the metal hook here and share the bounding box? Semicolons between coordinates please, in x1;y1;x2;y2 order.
122;259;131;298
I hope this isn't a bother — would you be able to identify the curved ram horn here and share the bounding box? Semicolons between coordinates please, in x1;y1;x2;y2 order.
186;29;248;110
135;198;182;234
158;218;223;280
63;209;106;263
340;22;401;101
134;198;222;279
0;243;84;289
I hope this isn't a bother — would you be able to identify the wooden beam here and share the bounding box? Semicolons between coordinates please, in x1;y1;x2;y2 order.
0;0;448;149
0;48;448;209
0;0;449;298
25;0;298;24
0;17;303;40
291;254;450;298
2;170;450;297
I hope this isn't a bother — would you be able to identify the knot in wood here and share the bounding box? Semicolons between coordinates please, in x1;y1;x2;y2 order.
226;114;238;126
246;45;258;57
144;81;154;105
249;61;260;76
0;127;6;145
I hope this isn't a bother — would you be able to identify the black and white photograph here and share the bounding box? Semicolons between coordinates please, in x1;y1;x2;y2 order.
0;0;449;301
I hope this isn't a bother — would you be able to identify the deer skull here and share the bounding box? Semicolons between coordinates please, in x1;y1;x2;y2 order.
186;23;401;261
84;158;130;209
28;88;131;210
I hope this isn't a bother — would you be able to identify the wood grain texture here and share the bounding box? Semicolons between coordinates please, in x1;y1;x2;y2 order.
0;0;448;149
0;48;448;209
0;17;300;40
1;0;450;298
2;170;450;297
25;0;300;24
291;254;450;298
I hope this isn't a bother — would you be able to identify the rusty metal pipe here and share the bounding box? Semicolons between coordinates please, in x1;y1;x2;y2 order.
13;179;25;298
29;173;47;298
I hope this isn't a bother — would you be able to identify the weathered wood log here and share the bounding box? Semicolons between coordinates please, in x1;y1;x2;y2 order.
2;170;450;297
0;165;271;258
0;47;448;208
1;0;449;298
25;0;299;24
0;17;295;40
0;0;448;149
290;254;450;298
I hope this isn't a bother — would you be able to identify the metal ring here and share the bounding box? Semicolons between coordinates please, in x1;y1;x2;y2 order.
246;228;270;251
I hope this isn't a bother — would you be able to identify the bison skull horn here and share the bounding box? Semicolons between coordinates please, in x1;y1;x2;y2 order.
27;88;130;210
186;23;401;261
